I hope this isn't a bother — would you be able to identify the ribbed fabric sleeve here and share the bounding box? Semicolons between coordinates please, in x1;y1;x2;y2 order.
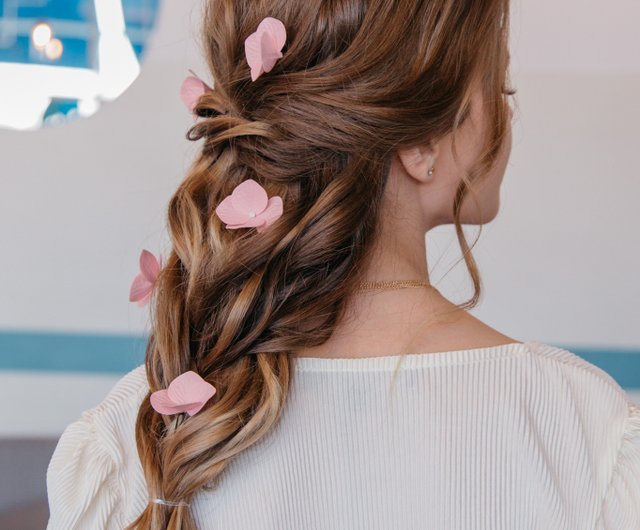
45;340;640;530
45;411;121;530
594;401;640;529
46;365;149;530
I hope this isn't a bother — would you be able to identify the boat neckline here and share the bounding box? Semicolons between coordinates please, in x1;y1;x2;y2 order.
292;340;541;372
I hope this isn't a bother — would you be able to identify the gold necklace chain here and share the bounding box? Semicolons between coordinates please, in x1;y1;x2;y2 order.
355;279;437;292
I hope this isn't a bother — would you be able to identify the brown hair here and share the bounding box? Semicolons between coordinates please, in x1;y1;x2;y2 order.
125;0;515;528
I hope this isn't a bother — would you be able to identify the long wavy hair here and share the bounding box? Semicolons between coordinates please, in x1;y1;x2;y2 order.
125;0;516;528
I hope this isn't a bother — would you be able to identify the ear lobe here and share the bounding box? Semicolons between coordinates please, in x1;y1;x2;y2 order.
397;145;436;184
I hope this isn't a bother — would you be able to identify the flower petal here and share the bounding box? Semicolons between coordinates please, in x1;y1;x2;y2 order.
150;389;187;415
180;76;209;113
139;249;161;283
245;17;286;81
255;196;283;233
215;195;250;226
251;63;265;82
136;291;152;308
225;217;267;230
257;17;287;51
183;400;209;416
129;273;153;304
166;371;217;414
244;32;264;81
259;31;284;73
230;179;268;214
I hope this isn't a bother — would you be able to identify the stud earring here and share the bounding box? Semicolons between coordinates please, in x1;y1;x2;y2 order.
427;166;435;177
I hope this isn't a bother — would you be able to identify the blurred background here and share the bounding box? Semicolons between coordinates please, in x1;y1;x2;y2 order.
0;0;639;527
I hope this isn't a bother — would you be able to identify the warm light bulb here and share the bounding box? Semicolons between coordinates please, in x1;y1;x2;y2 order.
44;38;63;60
32;23;52;48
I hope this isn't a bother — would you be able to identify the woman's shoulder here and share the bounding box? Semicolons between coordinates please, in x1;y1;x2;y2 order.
523;339;632;407
519;340;639;446
86;363;149;432
520;341;640;526
91;364;148;414
68;363;150;447
46;364;150;530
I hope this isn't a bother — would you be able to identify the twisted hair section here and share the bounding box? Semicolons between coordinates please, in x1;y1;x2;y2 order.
125;0;515;528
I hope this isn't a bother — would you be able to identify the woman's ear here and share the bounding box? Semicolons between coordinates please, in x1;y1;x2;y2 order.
396;141;439;184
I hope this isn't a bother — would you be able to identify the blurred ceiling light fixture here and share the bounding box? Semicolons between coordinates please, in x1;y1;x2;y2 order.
31;22;53;49
44;38;63;61
0;63;100;130
94;0;140;100
1;0;143;131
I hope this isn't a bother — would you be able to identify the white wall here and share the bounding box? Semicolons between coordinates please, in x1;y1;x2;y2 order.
1;0;639;436
1;0;207;336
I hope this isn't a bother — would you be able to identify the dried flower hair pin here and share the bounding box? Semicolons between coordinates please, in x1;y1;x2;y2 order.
215;179;283;233
150;370;217;429
180;69;213;120
129;249;163;307
180;15;285;115
129;182;282;307
244;17;287;82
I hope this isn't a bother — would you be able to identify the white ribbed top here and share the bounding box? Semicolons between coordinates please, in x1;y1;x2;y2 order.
46;340;640;530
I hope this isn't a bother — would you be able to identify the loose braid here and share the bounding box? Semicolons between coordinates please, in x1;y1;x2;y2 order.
125;0;514;528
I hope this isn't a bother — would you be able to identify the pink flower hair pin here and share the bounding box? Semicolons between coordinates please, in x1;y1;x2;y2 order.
180;68;213;120
150;371;217;421
129;249;162;307
244;17;287;82
215;179;283;233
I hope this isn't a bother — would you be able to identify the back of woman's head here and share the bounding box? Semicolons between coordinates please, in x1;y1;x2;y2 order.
126;1;513;528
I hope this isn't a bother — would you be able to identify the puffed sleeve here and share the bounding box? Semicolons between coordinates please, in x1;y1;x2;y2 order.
46;410;124;530
594;400;640;529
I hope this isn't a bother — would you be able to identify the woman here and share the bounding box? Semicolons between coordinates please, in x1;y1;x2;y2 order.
46;1;640;529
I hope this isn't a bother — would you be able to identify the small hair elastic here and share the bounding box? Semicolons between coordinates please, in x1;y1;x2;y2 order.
150;497;190;508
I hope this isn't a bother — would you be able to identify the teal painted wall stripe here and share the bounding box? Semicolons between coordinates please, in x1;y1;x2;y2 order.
0;330;639;389
0;330;147;374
